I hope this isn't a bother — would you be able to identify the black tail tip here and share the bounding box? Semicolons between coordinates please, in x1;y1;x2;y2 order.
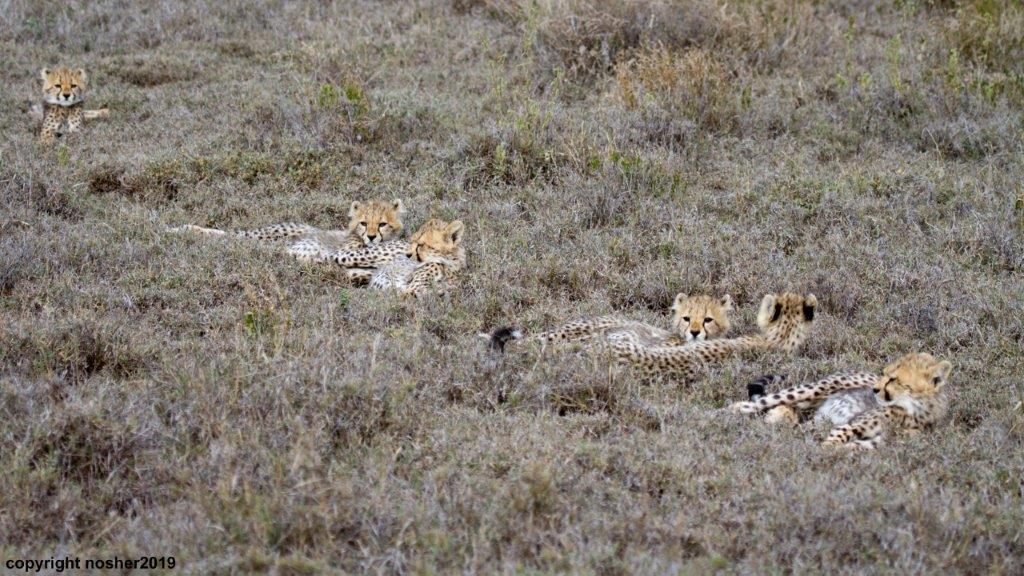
747;374;785;400
479;326;523;353
746;382;765;401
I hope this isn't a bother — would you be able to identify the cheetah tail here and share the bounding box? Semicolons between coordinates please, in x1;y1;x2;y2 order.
478;326;523;353
747;374;786;401
167;224;227;236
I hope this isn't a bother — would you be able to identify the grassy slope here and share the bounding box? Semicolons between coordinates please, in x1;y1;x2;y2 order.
1;0;1022;573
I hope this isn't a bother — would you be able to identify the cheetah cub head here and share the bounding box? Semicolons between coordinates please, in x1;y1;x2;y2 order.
41;67;87;107
670;294;733;341
755;292;817;353
348;199;405;245
407;218;466;269
874;352;952;416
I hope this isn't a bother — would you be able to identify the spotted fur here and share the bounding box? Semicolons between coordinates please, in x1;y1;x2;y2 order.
730;353;952;450
330;240;410;272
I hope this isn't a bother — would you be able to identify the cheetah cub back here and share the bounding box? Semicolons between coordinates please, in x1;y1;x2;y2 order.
170;199;406;265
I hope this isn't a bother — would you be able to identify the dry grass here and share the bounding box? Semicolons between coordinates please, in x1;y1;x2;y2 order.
1;0;1023;573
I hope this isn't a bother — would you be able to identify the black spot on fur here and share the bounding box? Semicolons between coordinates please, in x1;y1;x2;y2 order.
771;303;782;323
802;302;816;321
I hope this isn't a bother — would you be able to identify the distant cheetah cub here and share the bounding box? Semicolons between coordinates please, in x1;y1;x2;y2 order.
343;218;466;297
37;67;109;143
602;293;818;382
537;294;734;348
731;353;953;450
170;199;406;264
483;293;813;384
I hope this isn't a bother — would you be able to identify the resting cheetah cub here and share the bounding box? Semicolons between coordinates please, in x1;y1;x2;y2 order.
170;199;405;264
350;218;466;297
38;67;109;143
605;292;817;381
730;353;952;450
538;294;734;348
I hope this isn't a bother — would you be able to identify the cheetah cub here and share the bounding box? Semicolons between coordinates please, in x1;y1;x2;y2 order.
605;292;817;381
537;294;734;348
730;352;953;450
170;200;406;265
350;218;466;297
485;293;810;382
37;67;109;143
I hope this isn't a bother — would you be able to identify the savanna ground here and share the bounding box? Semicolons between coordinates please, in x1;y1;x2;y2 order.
1;0;1023;573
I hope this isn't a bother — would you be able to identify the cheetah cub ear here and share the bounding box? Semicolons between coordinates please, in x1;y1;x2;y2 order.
756;294;779;329
882;355;904;378
348;200;362;217
39;68;51;81
932;360;953;387
446;220;464;244
391;199;406;215
670;293;688;313
720;294;734;310
802;294;817;322
75;69;88;85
